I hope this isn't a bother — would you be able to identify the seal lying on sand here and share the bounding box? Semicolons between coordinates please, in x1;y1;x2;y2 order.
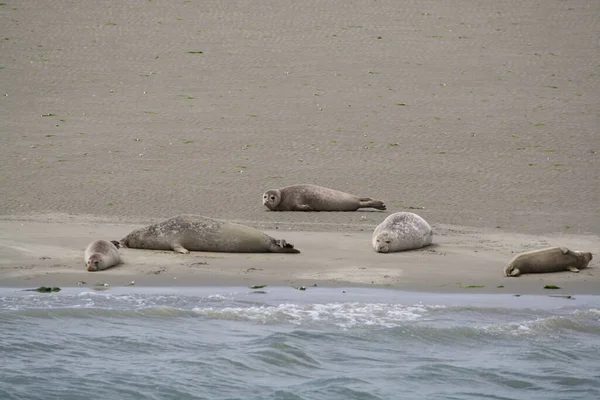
85;240;121;271
504;247;592;277
372;212;433;253
262;184;386;211
117;214;300;254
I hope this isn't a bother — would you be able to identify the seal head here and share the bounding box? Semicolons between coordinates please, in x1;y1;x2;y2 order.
263;189;282;210
373;232;394;253
84;240;121;272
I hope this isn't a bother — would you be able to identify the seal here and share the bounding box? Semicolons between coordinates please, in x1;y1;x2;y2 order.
372;212;433;253
117;214;300;254
504;246;592;277
84;240;121;272
262;184;386;211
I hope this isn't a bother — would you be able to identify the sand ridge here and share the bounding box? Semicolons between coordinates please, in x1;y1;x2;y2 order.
0;214;598;294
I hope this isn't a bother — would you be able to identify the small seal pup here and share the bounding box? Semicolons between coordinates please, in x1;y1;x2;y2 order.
117;214;300;254
84;240;121;272
504;247;592;277
372;212;433;253
262;184;386;211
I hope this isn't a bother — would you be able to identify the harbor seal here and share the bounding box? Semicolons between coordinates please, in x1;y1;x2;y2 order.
372;212;433;253
117;214;300;254
262;184;386;211
84;240;121;272
504;247;592;277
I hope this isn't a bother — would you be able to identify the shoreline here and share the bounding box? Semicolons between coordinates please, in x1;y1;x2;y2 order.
4;285;599;311
1;213;598;295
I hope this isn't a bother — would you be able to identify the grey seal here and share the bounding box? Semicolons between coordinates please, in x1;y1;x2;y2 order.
504;246;592;277
372;212;433;253
84;240;121;271
117;214;300;254
262;184;386;211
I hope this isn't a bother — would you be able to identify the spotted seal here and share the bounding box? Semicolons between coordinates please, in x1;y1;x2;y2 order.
117;214;300;254
262;184;386;211
84;240;121;271
504;246;592;277
372;212;433;253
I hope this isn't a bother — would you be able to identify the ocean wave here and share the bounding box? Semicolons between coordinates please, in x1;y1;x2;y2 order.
0;307;201;320
573;308;600;316
0;291;235;312
486;315;600;337
2;290;599;334
192;302;429;328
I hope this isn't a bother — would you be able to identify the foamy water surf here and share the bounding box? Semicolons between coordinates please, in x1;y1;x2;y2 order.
1;287;599;400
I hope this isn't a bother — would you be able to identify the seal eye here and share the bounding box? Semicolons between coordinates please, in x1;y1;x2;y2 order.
270;196;275;200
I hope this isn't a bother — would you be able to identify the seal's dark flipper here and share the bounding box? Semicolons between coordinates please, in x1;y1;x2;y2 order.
359;199;386;210
110;240;121;249
276;240;301;253
375;202;387;210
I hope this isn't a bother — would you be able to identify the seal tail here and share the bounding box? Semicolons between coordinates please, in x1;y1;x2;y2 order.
359;198;386;210
274;239;301;254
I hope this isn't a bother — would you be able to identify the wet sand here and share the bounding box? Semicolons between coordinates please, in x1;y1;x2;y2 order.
0;1;598;292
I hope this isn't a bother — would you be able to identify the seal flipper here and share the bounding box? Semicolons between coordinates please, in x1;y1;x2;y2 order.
358;198;386;210
110;240;121;249
172;244;190;254
295;204;313;211
273;239;301;254
567;266;581;273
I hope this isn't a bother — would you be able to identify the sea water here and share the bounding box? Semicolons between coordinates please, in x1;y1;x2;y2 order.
0;286;599;400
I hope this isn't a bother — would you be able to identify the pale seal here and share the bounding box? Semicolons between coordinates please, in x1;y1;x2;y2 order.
262;184;386;211
84;240;121;272
504;246;592;277
117;214;300;254
372;212;433;253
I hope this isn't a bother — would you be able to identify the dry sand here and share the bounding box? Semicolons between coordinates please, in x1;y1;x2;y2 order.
1;1;598;293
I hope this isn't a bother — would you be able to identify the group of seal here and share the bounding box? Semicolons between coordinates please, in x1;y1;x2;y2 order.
84;214;300;271
83;183;593;277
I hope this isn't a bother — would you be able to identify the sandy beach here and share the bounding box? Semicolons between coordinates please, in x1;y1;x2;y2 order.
1;214;598;294
1;0;598;293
